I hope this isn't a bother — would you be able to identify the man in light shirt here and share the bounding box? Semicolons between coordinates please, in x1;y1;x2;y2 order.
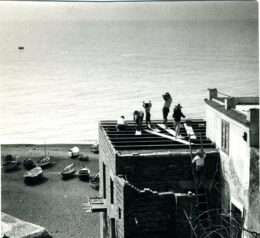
192;149;206;188
116;116;128;131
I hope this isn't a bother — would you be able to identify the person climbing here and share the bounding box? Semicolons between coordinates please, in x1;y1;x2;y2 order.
116;115;128;131
143;100;152;129
162;92;172;128
133;110;144;132
192;149;206;188
173;103;185;138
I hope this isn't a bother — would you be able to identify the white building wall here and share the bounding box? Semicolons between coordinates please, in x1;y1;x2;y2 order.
206;104;250;210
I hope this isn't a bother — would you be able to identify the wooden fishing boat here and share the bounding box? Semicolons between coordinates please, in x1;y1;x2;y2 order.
38;142;51;168
23;166;43;183
37;156;51;168
61;163;75;179
23;158;37;170
77;167;91;181
68;146;80;158
2;160;20;172
91;143;99;154
90;173;99;190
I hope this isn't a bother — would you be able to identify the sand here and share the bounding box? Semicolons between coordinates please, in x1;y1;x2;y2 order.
1;144;100;238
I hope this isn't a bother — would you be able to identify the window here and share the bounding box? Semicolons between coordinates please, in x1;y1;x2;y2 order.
110;178;114;204
103;163;106;199
111;218;116;238
221;120;229;154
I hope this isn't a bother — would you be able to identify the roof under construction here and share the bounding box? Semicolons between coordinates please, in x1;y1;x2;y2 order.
99;119;216;154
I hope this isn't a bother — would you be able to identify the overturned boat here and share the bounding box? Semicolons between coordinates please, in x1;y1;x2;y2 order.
61;163;76;179
24;166;43;184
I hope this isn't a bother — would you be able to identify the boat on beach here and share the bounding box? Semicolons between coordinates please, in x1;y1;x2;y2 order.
61;163;76;179
2;160;20;172
77;167;91;181
23;158;37;170
68;146;80;158
91;143;99;154
90;172;99;190
23;166;43;183
37;142;52;168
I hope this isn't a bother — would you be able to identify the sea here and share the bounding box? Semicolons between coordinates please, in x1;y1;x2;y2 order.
0;1;259;144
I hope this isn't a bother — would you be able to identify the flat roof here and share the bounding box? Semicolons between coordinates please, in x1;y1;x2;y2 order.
205;99;249;127
100;119;216;154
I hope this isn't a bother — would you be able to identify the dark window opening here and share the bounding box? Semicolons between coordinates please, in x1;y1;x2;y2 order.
118;208;121;219
221;120;230;154
110;178;114;204
103;163;106;199
243;132;247;142
111;218;116;238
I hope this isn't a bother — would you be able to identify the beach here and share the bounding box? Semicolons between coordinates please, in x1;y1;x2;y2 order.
1;144;100;238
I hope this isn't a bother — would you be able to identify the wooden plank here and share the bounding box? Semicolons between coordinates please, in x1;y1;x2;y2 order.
144;129;193;145
157;124;176;136
184;123;197;139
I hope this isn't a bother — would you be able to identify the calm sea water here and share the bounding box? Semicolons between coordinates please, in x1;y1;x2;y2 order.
0;1;258;144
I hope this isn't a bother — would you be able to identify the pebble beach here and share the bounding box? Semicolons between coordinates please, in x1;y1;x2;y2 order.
1;144;100;238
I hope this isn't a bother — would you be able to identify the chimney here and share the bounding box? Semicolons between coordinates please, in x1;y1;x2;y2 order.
224;97;237;110
208;88;218;100
247;108;259;147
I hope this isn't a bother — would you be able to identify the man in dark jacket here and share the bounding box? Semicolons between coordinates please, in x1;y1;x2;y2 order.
173;104;185;138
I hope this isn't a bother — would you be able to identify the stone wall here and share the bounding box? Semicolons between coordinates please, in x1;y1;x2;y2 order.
116;151;219;192
123;184;176;238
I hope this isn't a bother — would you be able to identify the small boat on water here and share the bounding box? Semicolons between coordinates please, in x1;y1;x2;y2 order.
91;143;99;154
24;166;43;183
77;167;91;181
23;158;37;170
90;173;99;190
61;163;76;179
68;146;80;158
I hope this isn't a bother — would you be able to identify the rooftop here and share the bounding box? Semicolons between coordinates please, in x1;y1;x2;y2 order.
99;119;216;154
205;89;259;127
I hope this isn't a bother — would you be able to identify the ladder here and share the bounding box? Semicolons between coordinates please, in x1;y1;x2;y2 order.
189;135;212;237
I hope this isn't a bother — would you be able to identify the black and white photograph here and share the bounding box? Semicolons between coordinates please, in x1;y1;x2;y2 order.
0;0;259;237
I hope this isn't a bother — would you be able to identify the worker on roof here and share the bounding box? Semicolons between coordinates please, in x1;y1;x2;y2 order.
133;110;144;132
116;115;128;131
173;103;185;138
192;149;206;188
143;100;152;129
162;92;172;129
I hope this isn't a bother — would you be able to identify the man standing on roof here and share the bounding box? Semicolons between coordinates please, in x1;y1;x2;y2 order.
143;100;152;129
173;103;185;138
162;92;172;129
192;149;206;188
133;110;144;132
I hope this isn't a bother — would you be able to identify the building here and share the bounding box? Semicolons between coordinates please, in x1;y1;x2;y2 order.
88;118;221;238
87;89;259;238
205;89;260;237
